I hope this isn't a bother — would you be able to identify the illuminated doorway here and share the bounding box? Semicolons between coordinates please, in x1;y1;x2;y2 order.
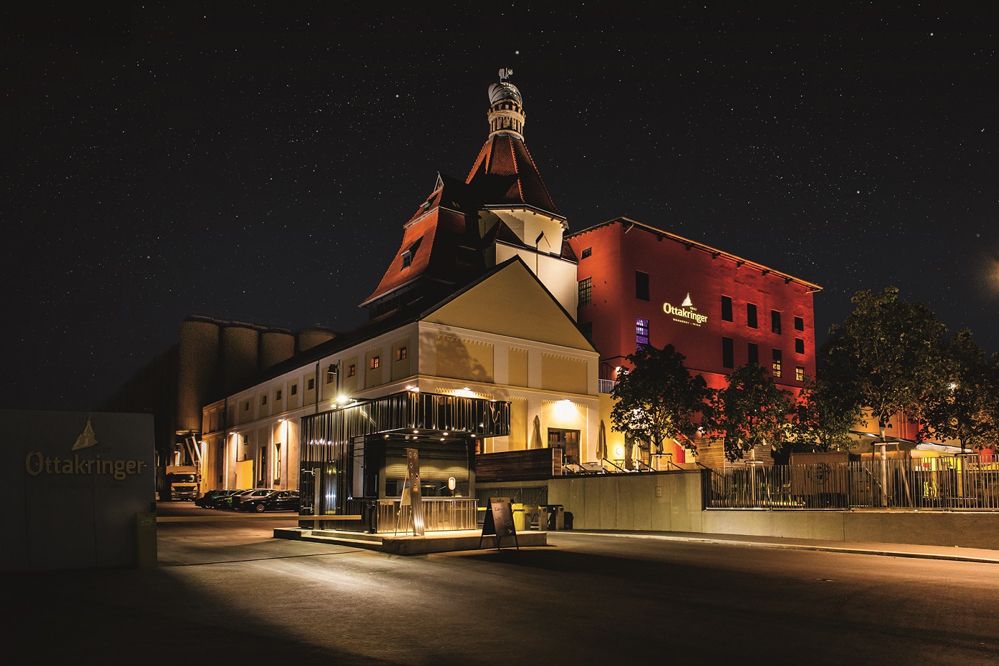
548;428;580;465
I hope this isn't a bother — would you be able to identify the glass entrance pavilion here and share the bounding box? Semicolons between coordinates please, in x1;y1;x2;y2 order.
298;391;510;533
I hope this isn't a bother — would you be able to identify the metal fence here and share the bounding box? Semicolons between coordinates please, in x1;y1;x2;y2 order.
375;498;479;533
707;454;999;510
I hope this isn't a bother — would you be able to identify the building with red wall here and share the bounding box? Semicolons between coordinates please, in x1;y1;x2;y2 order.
568;217;822;463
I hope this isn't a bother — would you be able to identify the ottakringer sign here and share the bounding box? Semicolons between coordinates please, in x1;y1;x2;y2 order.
663;292;708;327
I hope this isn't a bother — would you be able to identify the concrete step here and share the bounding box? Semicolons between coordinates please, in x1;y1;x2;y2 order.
312;530;383;543
274;527;548;555
274;527;385;552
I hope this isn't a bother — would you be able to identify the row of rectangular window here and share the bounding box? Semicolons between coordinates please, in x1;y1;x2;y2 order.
723;337;805;380
577;271;661;304
633;317;804;357
245;346;412;409
584;280;808;345
721;296;804;332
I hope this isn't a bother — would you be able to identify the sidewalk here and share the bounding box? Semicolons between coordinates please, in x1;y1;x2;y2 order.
569;530;999;565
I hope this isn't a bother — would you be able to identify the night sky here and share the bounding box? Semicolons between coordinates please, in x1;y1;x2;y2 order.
3;3;997;410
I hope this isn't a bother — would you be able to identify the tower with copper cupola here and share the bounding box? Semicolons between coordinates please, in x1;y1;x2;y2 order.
363;69;578;319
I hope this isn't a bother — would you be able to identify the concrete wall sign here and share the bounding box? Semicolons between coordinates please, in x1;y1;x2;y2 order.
1;410;155;571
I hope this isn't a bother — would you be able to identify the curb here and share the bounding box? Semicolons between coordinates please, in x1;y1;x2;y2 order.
566;531;999;565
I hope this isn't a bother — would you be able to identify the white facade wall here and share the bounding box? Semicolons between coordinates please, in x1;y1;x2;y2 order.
201;319;600;492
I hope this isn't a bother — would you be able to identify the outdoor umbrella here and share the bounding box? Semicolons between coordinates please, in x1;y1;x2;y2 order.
529;414;542;450
597;420;608;460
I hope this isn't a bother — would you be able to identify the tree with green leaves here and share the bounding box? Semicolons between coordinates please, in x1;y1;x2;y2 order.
610;344;711;464
708;364;795;461
823;286;951;442
788;375;863;452
921;329;999;452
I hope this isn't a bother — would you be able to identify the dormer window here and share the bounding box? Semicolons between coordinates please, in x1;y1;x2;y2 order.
400;237;423;270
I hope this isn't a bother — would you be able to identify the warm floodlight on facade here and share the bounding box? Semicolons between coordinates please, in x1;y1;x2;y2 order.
554;399;577;421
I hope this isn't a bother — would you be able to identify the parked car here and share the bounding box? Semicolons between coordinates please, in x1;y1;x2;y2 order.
217;489;252;510
239;490;300;513
230;489;274;510
203;489;241;509
195;489;227;508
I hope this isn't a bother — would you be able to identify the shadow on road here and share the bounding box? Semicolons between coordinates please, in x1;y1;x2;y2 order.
4;564;392;665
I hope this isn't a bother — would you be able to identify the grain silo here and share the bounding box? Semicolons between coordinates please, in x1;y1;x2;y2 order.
296;326;335;353
260;328;295;371
221;323;261;394
176;317;221;433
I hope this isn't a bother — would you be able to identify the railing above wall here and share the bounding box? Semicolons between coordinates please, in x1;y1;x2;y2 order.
707;454;999;511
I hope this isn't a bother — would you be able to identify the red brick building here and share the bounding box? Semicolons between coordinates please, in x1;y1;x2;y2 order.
567;218;822;463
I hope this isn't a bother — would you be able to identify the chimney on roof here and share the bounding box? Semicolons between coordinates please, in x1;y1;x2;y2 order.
486;68;526;140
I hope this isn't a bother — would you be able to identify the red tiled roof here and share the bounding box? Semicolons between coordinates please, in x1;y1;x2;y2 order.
361;205;470;307
465;133;560;216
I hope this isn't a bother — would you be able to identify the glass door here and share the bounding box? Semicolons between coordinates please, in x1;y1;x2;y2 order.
548;428;581;465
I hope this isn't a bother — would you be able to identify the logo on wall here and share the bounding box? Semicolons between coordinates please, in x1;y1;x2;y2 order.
24;415;148;481
72;417;98;451
663;292;708;327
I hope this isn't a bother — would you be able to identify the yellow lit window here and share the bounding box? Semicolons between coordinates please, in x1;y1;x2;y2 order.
370;356;380;369
795;367;804;382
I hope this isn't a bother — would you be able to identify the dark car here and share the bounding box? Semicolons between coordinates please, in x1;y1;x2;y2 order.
218;489;253;510
195;489;227;508
230;489;274;510
238;490;300;513
204;489;242;509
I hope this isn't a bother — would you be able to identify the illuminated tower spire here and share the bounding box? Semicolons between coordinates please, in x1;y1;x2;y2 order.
486;68;526;139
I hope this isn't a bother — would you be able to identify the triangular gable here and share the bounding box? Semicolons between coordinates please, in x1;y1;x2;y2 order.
421;258;594;351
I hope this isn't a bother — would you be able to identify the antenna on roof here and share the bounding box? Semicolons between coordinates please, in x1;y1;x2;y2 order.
498;67;513;81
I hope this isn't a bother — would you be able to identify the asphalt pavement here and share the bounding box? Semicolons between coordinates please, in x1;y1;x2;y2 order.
5;502;999;665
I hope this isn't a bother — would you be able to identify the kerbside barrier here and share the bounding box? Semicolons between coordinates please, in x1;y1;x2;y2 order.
1;410;156;570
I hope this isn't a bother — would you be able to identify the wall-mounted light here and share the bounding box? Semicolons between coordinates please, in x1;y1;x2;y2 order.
554;399;577;421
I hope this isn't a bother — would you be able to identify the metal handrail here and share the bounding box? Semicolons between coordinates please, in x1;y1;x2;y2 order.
601;458;628;473
633;459;655;472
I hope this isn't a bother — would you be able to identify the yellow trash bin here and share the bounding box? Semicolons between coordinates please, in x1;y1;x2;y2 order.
512;502;526;532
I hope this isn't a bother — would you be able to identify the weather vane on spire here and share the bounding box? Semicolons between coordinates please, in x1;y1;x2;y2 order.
498;67;513;81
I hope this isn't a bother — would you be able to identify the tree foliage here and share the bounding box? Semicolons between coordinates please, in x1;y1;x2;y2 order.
788;376;863;452
707;364;794;461
921;329;999;451
822;286;950;440
610;344;711;458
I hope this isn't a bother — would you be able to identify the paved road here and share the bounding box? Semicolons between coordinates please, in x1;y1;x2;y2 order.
6;505;999;664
